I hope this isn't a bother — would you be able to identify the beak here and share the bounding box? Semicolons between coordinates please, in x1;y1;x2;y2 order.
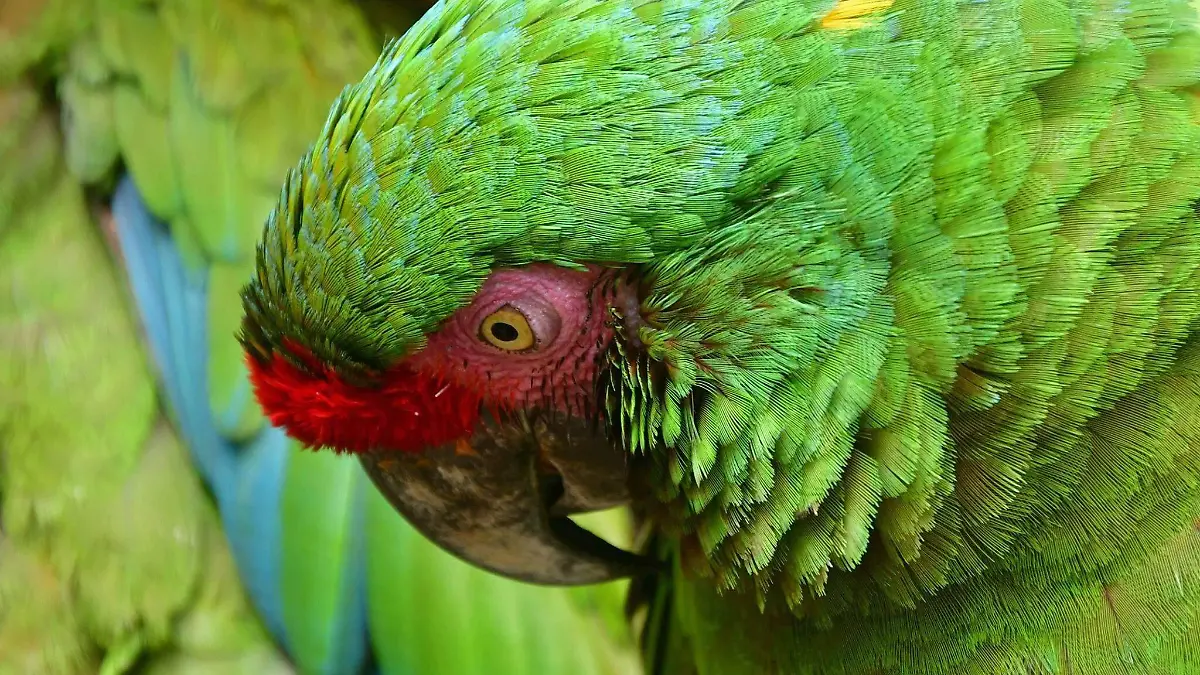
359;410;660;585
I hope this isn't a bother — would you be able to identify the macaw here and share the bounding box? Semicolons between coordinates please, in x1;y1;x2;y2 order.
238;0;1200;673
1;0;641;673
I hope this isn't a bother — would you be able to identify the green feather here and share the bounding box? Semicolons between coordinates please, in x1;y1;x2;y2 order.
69;0;384;435
278;447;365;672
363;489;639;675
0;114;283;673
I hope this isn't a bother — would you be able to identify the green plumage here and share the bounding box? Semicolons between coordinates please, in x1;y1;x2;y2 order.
248;0;1200;672
0;84;286;674
0;5;286;670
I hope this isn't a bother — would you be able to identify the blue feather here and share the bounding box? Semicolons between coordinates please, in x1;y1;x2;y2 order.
111;177;293;644
112;176;375;673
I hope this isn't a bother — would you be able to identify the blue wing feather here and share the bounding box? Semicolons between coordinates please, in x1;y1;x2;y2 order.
111;178;233;491
111;176;294;645
112;176;373;672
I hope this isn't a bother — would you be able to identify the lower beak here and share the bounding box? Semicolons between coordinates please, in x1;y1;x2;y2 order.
359;410;659;585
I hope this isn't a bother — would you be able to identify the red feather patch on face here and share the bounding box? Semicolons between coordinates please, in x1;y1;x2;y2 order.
246;339;482;454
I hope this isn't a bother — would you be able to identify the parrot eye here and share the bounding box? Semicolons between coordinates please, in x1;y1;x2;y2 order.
480;306;537;351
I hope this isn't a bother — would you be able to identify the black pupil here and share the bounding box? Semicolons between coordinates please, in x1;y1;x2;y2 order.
490;322;520;343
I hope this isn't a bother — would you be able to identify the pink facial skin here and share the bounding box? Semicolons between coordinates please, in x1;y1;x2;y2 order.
405;264;616;416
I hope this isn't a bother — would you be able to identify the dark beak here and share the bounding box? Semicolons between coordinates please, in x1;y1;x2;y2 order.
359;410;660;585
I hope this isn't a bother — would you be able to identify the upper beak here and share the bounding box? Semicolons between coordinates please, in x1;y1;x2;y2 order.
359;410;660;585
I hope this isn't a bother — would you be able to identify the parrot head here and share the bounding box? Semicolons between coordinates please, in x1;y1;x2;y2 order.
242;257;652;586
237;18;664;584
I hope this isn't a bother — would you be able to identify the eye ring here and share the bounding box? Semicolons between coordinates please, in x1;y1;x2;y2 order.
480;306;537;351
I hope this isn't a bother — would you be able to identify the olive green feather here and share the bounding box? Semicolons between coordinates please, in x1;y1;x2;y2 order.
0;81;284;673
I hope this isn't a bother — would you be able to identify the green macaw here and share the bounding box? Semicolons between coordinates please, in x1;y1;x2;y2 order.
238;0;1200;673
1;0;642;674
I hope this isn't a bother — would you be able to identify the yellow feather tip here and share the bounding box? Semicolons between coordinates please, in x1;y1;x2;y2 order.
821;0;895;30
